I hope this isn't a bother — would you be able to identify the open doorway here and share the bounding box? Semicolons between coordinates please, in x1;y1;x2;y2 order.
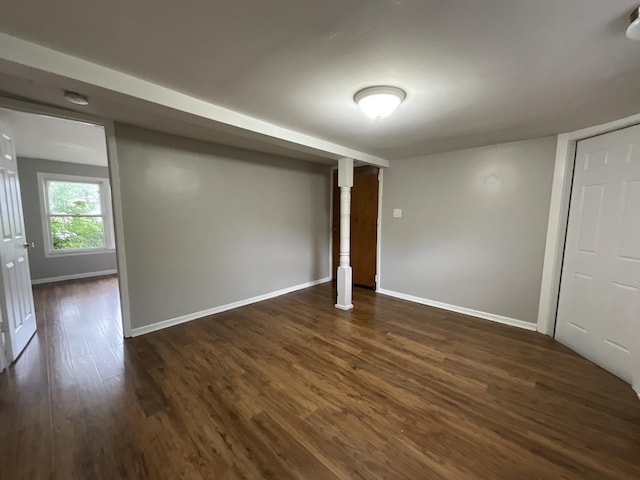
0;107;123;367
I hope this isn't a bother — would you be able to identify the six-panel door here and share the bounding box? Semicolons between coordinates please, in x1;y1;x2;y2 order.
0;120;36;362
556;124;640;384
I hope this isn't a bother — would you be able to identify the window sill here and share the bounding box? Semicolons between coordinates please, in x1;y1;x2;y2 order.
44;248;116;259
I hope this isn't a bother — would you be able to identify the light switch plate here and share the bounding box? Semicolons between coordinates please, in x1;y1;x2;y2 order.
393;209;402;218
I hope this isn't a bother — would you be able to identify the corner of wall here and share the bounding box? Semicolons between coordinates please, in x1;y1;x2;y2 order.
130;277;332;337
376;288;537;332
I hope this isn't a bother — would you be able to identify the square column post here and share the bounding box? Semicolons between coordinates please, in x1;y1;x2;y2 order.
336;158;354;310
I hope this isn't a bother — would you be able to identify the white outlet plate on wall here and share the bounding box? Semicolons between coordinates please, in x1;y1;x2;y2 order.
393;209;402;218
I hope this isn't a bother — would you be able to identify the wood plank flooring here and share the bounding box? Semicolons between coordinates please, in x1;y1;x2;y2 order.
1;278;639;479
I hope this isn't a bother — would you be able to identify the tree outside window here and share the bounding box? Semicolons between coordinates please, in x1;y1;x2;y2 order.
39;174;114;255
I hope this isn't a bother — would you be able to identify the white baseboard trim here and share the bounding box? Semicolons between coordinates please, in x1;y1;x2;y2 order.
31;269;118;285
633;385;640;400
376;288;537;331
130;277;332;337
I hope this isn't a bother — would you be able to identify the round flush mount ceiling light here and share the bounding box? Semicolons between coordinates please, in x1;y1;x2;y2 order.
354;86;406;120
627;6;640;40
63;90;89;106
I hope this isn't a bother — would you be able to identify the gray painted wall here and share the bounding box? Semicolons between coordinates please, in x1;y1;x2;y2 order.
380;137;557;324
114;124;330;330
17;157;117;281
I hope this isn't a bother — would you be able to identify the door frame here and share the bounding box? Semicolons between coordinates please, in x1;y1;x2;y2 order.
0;329;5;372
376;168;384;291
329;166;336;281
0;96;133;339
537;112;640;395
329;164;384;290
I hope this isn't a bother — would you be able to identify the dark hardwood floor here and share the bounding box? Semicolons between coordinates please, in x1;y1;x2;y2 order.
1;278;639;479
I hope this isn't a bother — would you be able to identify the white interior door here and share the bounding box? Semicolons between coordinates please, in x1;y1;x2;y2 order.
0;118;36;363
556;124;640;385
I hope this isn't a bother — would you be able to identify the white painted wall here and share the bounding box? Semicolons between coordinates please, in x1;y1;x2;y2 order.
114;124;330;330
380;137;557;325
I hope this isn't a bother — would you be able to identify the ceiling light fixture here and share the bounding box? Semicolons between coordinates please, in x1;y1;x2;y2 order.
63;91;89;106
354;86;406;120
627;6;640;40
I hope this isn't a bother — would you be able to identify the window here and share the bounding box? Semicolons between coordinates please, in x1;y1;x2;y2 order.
38;173;115;256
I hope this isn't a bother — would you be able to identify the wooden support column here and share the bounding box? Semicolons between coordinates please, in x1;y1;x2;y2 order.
336;158;354;310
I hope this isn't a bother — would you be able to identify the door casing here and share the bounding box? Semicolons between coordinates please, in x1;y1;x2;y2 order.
0;96;133;342
555;125;640;384
538;111;640;397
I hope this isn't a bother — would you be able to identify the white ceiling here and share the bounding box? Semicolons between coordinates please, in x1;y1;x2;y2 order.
0;0;639;160
0;108;107;166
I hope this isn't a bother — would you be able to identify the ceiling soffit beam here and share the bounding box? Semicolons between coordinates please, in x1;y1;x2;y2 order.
0;33;389;168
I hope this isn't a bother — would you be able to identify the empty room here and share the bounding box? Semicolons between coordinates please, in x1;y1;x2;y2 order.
0;1;639;479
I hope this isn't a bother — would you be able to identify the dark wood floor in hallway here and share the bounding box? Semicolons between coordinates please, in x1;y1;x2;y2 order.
1;278;639;479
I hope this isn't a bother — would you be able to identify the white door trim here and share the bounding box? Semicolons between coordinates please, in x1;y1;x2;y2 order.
0;96;133;338
537;113;640;395
0;329;5;372
329;165;337;280
538;112;640;336
376;168;383;291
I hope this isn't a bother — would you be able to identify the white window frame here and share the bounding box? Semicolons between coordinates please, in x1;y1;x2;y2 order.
37;172;115;257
